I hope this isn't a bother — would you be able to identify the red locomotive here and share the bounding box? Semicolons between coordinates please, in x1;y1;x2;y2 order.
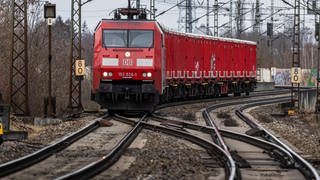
91;6;256;112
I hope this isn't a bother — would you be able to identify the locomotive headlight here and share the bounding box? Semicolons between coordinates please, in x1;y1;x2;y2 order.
147;72;152;77
103;72;108;77
108;72;113;77
142;73;147;77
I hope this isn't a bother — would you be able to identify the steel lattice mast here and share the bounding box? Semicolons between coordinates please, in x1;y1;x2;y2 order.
206;0;209;35
185;0;192;33
68;0;83;112
150;0;155;20
291;0;301;110
10;0;29;115
229;0;233;37
213;0;218;36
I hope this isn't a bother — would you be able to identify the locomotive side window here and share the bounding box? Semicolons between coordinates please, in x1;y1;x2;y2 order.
103;30;127;47
129;30;154;48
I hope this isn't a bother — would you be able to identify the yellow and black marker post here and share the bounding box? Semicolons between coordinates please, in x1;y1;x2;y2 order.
0;122;3;136
0;122;3;144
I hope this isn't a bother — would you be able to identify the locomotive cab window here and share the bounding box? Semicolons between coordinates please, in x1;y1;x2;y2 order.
103;30;127;47
129;30;153;48
103;29;153;48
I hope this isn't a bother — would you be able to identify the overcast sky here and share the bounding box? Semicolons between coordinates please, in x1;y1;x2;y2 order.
47;0;315;34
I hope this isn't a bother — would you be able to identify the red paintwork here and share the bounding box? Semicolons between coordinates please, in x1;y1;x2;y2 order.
92;20;256;95
164;32;256;82
92;20;163;94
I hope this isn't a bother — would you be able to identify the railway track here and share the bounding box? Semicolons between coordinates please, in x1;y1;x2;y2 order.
56;114;149;179
1;90;318;179
153;95;319;179
102;114;232;180
0;114;107;177
0;114;136;179
237;100;319;179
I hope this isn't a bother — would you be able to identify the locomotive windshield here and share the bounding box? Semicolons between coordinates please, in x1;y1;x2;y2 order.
103;30;127;47
103;29;153;48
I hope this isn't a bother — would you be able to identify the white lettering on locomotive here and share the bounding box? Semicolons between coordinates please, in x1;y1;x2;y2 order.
122;59;133;66
118;72;137;77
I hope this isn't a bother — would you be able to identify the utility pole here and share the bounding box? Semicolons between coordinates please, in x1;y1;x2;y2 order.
229;0;233;37
185;0;192;33
213;0;218;36
236;0;242;38
291;0;301;112
317;13;320;112
44;3;56;117
177;0;184;32
316;1;320;112
68;0;83;113
10;0;29;115
150;0;155;20
206;0;209;35
267;0;274;67
253;0;260;35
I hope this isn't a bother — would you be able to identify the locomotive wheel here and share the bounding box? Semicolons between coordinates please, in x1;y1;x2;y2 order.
161;88;169;102
112;93;118;104
136;94;142;103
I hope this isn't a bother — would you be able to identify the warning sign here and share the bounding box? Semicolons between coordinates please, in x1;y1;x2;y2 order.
291;67;301;84
75;60;85;76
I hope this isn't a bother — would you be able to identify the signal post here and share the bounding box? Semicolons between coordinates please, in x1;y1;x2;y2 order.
44;3;56;117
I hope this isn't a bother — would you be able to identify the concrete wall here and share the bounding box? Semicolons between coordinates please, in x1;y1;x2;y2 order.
299;89;317;113
255;82;275;91
259;68;318;87
258;68;272;82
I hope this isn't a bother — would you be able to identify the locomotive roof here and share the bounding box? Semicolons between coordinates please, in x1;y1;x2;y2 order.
96;19;256;45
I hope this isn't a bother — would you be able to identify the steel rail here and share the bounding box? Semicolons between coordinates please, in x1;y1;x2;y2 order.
108;115;235;180
237;100;320;180
156;89;290;110
202;109;237;180
141;122;234;180
56;113;148;180
206;96;291;113
0;114;108;177
151;114;295;166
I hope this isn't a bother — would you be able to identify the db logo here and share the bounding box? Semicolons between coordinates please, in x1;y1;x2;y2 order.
125;52;131;57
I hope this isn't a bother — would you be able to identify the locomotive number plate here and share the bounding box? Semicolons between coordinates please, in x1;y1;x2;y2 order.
123;59;133;66
118;72;137;77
